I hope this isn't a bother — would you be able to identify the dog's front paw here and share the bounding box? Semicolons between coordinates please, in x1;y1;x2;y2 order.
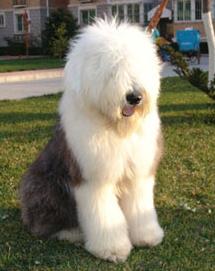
130;223;164;247
85;237;132;262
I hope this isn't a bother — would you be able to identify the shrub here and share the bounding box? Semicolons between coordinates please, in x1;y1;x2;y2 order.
165;46;215;100
4;37;25;55
4;35;42;56
49;23;69;58
42;9;79;57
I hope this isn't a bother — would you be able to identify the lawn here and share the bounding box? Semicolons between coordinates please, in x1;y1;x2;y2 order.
0;58;65;73
0;77;214;271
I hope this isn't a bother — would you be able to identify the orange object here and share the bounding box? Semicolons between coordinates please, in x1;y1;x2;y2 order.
147;0;169;33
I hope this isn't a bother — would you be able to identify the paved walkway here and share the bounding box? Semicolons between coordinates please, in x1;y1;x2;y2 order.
0;78;64;100
0;68;63;83
0;68;64;100
161;55;209;78
0;56;209;100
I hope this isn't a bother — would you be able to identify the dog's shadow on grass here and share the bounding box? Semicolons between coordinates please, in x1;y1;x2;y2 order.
160;102;215;125
0;112;57;125
0;207;96;270
0;111;58;143
0;207;213;271
0;125;55;144
161;114;215;125
160;103;215;113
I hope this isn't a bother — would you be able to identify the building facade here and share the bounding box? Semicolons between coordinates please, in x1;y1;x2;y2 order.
67;0;163;27
0;0;215;48
67;0;215;39
172;0;215;39
0;0;68;47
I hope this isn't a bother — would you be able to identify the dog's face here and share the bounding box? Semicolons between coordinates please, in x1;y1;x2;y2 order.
63;19;161;130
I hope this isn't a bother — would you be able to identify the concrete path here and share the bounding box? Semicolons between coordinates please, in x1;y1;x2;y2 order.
0;56;209;100
161;55;209;78
0;78;63;100
0;68;63;83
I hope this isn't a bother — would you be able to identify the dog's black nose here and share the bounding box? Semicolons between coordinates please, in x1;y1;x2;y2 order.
126;91;142;105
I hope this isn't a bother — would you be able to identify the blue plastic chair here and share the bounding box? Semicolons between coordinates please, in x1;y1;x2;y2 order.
176;29;201;63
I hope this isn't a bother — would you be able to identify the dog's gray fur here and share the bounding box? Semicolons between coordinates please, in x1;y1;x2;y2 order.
20;124;81;238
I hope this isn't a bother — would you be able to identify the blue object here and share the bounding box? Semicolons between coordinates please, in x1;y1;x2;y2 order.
176;29;200;52
160;48;170;62
151;28;160;42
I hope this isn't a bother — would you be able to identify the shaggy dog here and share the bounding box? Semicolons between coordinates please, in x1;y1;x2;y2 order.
20;19;164;262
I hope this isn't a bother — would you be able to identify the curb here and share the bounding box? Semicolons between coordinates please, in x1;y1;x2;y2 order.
0;68;64;83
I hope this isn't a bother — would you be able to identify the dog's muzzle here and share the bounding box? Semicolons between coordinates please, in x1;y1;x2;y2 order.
122;90;143;117
126;91;142;105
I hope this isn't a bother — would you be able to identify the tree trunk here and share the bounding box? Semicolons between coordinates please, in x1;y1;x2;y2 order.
202;0;215;84
147;0;169;32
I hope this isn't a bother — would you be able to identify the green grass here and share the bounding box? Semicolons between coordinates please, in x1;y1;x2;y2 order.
0;58;65;73
0;77;214;271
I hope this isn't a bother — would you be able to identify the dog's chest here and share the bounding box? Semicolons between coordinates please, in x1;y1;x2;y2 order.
120;131;157;180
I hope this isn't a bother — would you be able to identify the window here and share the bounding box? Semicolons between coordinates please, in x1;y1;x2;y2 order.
144;3;153;25
127;3;140;23
14;10;30;34
118;5;124;21
80;9;96;25
177;0;191;21
184;0;191;20
177;0;184;20
134;4;140;23
16;14;24;32
112;5;117;16
112;3;139;23
0;12;6;28
195;0;202;20
112;4;125;21
177;0;184;21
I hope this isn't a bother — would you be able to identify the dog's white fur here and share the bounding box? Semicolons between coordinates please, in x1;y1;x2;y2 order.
59;19;164;262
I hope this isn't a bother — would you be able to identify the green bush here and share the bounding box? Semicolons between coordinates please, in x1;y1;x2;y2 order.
4;35;42;56
165;46;215;100
42;9;79;57
50;23;69;58
188;68;208;91
4;37;25;55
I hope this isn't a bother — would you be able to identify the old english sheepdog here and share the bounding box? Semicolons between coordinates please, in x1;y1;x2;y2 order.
20;19;164;262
